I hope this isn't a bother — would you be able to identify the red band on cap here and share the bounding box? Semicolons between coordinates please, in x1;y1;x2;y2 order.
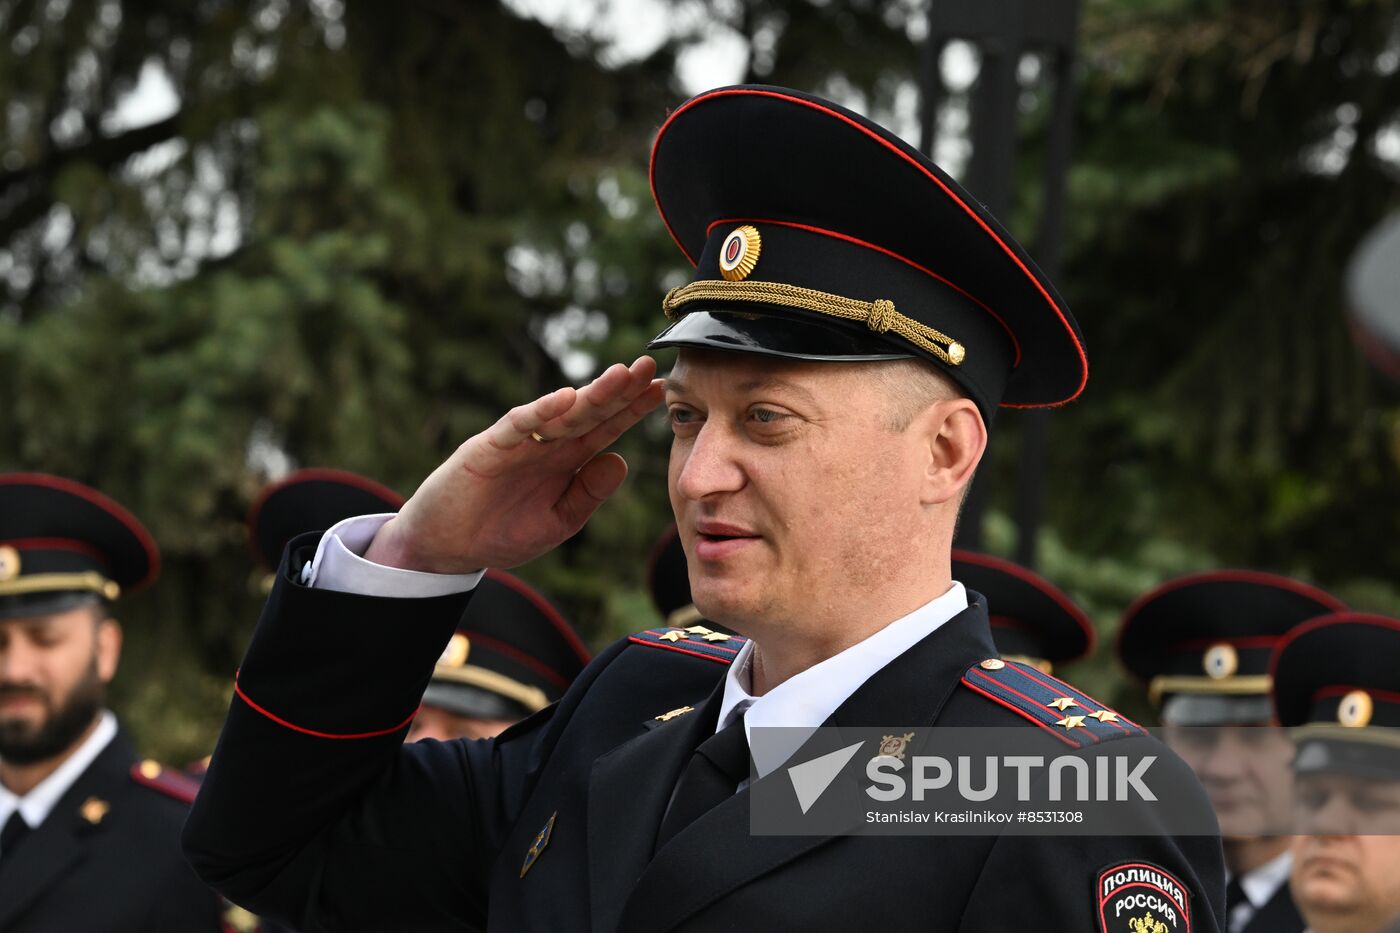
0;537;108;563
457;631;572;691
1314;684;1400;706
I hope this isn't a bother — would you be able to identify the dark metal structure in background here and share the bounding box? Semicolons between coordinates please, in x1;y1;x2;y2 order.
917;0;1081;568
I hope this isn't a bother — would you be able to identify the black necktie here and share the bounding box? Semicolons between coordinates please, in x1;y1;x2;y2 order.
656;713;751;848
1224;875;1248;931
1;810;31;860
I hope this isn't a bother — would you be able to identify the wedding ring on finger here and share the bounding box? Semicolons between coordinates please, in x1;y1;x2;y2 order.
530;431;551;444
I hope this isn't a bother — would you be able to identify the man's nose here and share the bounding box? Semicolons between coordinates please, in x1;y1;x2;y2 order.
673;422;746;501
0;639;40;685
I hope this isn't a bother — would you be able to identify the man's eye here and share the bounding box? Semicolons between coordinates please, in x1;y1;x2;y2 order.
1298;788;1329;811
751;408;784;424
669;407;697;425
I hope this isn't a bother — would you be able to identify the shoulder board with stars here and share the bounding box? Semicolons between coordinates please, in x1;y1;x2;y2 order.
961;659;1145;748
129;759;201;804
627;625;747;664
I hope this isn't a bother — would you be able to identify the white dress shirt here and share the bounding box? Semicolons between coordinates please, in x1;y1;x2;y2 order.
1228;848;1294;932
0;710;118;851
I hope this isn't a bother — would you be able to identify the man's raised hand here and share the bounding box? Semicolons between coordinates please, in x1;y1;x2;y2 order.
364;356;664;573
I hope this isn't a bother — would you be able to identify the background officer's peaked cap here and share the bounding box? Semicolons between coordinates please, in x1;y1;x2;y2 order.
1273;613;1400;779
647;85;1089;420
953;549;1094;673
1117;569;1345;725
0;472;159;620
426;569;591;722
247;468;405;571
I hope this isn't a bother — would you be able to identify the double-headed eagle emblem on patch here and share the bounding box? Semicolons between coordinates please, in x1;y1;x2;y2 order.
1128;915;1168;933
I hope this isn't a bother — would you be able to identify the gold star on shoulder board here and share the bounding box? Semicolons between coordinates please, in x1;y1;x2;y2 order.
658;630;688;642
1088;710;1120;723
1046;697;1078;711
1056;715;1087;730
702;631;731;642
655;706;695;722
683;625;714;635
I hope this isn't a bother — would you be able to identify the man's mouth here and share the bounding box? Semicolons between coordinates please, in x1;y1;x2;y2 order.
0;692;45;713
693;522;761;559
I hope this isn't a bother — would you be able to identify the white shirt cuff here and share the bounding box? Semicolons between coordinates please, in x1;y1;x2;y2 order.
301;514;484;598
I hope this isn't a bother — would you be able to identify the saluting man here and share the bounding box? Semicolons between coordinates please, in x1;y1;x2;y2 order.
0;473;224;932
185;85;1226;932
1119;571;1347;933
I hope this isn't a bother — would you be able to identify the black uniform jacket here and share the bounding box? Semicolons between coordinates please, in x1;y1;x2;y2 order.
0;729;223;932
185;533;1226;933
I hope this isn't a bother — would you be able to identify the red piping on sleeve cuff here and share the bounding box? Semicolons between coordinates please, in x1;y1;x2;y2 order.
233;678;420;740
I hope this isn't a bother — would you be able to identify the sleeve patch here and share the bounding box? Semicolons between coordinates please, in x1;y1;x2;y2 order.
627;625;747;664
1097;861;1192;933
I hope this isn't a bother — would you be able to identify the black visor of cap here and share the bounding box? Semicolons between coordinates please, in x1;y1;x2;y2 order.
1160;693;1275;727
420;682;534;723
647;85;1087;416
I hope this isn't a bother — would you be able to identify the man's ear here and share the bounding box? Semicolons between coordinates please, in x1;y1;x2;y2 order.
917;398;987;506
95;617;122;684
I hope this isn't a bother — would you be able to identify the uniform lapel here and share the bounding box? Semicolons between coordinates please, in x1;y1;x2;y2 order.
588;678;724;933
616;595;999;933
0;731;130;930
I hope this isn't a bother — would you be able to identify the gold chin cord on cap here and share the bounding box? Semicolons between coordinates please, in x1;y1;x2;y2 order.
0;571;121;601
662;279;966;367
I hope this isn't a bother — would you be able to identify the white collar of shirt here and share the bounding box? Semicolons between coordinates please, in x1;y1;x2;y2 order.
0;710;117;837
717;582;968;777
1228;848;1294;929
1240;848;1293;907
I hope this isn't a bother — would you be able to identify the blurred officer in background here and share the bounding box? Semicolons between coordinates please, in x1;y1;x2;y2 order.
1273;612;1400;933
0;473;223;932
1120;570;1346;933
409;568;589;742
950;549;1094;674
